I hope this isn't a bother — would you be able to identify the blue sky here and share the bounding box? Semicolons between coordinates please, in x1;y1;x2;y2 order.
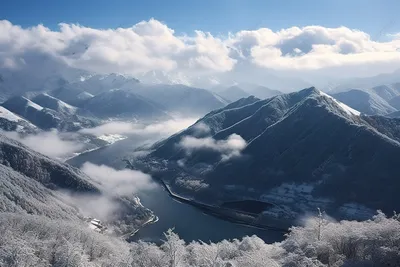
1;0;399;38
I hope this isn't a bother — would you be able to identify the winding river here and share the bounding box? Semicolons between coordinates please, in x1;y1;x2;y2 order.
67;135;285;244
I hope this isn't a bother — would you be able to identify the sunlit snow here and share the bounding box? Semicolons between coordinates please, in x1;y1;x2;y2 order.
0;106;24;122
97;134;127;144
319;90;361;116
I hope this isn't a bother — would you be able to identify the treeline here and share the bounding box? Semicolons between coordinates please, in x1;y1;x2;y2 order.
1;211;400;266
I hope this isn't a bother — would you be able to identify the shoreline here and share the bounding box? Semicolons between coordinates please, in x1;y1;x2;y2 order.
159;179;289;234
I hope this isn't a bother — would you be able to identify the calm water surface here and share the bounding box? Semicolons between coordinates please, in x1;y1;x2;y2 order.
67;136;285;243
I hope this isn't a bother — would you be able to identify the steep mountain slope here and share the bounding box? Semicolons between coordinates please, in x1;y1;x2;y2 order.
48;73;138;106
0;134;153;233
388;95;400;110
0;106;37;133
1;96;58;129
32;93;78;115
0;163;82;220
133;84;229;116
0;135;96;192
49;85;94;107
140;87;400;221
2;96;98;131
332;89;397;115
83;89;171;120
368;85;400;102
387;110;400;118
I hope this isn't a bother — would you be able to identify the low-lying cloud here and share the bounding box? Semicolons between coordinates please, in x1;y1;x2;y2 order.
2;130;83;159
80;118;197;139
81;162;156;196
179;133;247;161
60;162;156;221
191;122;211;136
61;192;122;221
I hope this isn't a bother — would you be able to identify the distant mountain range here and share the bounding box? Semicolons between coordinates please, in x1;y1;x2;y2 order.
215;85;282;102
329;69;400;93
332;89;397;116
137;87;400;222
327;83;400;116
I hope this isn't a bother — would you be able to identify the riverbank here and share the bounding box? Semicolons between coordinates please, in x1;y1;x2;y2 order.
159;180;289;234
67;136;287;244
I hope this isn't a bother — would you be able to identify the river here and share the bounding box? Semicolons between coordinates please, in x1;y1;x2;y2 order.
67;135;285;244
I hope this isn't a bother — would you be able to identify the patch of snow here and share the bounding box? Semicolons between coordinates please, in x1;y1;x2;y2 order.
59;100;77;113
97;134;127;144
88;218;105;233
42;93;77;113
0;106;24;122
319;90;361;116
77;91;94;100
88;224;99;230
26;99;43;111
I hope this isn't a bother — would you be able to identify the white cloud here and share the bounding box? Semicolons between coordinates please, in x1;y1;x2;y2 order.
80;118;197;138
2;130;83;159
61;192;122;221
179;133;247;161
191;122;211;135
59;162;156;221
81;162;156;196
0;19;234;76
244;26;400;70
1;19;400;82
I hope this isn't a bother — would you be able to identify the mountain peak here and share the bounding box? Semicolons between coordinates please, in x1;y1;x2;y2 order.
317;90;361;116
298;86;320;96
292;87;361;117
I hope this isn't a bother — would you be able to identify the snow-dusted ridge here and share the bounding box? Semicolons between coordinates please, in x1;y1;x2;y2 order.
319;90;361;116
41;93;78;113
0;106;26;122
26;98;44;111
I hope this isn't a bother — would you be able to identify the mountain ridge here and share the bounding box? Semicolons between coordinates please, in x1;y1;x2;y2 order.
137;87;400;221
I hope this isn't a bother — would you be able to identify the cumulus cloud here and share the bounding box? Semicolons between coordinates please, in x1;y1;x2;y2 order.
80;118;197;139
0;19;234;75
81;162;156;196
1;19;400;82
2;130;83;159
179;133;247;161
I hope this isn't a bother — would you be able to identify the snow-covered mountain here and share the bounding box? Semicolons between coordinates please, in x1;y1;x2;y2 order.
322;82;400;116
83;88;171;120
137;87;400;221
32;93;78;116
49;85;94;107
329;68;400;93
137;66;311;92
73;73;140;95
0;134;153;232
132;84;230;116
0;106;37;133
332;89;397;115
2;95;98;132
